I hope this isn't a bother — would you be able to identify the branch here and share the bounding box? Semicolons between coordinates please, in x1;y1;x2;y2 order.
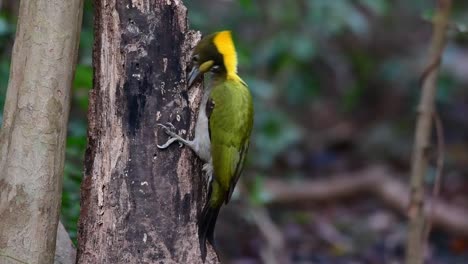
423;111;445;248
263;166;468;236
406;1;452;263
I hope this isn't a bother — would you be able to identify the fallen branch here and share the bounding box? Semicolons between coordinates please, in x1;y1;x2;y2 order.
263;166;468;236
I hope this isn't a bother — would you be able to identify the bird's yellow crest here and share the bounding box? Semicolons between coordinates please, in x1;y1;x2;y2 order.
213;31;238;78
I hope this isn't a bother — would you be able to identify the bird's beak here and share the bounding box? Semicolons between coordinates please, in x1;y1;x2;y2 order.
187;66;201;88
187;60;214;88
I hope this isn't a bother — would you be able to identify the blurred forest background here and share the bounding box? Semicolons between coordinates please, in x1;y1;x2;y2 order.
1;0;468;263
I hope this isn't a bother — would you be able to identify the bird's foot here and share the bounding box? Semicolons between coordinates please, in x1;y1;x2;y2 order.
157;122;184;149
202;163;213;189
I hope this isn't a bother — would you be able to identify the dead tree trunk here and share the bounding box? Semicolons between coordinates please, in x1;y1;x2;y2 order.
76;0;218;263
0;0;83;263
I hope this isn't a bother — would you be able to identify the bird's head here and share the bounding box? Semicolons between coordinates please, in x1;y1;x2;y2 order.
188;30;238;87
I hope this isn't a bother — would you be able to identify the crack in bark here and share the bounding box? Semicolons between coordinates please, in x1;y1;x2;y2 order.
77;1;218;263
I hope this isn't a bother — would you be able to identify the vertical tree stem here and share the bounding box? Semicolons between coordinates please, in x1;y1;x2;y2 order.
405;1;451;264
76;0;218;262
0;0;83;262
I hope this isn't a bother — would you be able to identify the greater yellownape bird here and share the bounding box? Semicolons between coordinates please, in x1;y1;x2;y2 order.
157;31;254;261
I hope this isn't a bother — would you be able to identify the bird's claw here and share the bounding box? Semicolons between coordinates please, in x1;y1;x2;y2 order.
164;122;177;131
157;137;183;149
202;163;213;189
157;122;177;135
157;122;178;138
157;122;184;148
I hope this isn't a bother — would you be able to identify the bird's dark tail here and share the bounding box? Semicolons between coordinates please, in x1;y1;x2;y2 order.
198;200;221;262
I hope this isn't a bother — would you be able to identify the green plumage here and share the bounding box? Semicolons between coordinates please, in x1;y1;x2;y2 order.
166;30;254;261
156;31;252;261
198;77;253;260
209;78;253;206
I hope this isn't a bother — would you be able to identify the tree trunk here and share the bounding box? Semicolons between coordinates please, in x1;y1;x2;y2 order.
0;0;83;263
405;1;451;264
76;0;218;263
55;222;77;264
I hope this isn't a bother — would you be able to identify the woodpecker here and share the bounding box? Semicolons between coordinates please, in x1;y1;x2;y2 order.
157;30;254;261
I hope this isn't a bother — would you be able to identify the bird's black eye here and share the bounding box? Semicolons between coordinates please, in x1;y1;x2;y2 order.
192;55;199;63
211;65;220;72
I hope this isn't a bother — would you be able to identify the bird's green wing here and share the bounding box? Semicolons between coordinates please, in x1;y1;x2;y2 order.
226;138;250;202
209;79;253;206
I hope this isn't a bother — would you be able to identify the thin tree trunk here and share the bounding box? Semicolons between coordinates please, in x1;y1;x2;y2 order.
405;1;451;264
55;222;77;264
0;0;83;263
76;0;218;263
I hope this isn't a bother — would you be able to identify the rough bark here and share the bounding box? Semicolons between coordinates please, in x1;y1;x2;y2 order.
0;0;83;263
76;0;218;263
